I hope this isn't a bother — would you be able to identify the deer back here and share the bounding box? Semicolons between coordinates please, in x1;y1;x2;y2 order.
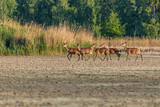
109;48;119;54
95;48;105;54
68;48;80;54
127;48;140;55
80;48;92;54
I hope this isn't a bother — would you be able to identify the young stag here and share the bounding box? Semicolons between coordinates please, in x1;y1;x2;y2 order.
94;45;110;61
77;43;95;61
63;43;81;61
108;48;121;61
122;42;143;61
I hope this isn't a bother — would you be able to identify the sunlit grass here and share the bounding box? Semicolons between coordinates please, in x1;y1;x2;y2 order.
0;19;160;55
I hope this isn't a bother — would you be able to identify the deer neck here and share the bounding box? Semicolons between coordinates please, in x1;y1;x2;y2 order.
77;44;81;51
65;46;69;51
91;47;94;50
124;45;127;50
91;45;95;49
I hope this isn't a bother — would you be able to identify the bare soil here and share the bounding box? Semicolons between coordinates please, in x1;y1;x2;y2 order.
0;55;160;107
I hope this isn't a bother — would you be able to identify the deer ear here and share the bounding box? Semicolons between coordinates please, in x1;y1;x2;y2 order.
99;44;104;47
64;42;67;45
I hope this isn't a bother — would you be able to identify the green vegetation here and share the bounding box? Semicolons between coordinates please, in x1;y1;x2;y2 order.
1;0;160;37
0;20;95;55
102;11;125;38
0;0;160;55
0;24;46;55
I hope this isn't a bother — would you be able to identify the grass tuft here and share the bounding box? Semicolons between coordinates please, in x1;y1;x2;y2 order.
0;19;160;55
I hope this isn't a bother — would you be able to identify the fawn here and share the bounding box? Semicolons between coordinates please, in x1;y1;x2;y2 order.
94;45;110;61
108;48;121;61
121;42;143;61
63;43;81;61
77;43;95;61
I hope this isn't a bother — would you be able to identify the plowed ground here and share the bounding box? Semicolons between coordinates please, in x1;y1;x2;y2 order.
0;55;160;107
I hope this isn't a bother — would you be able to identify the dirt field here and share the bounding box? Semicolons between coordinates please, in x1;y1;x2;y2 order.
0;55;160;107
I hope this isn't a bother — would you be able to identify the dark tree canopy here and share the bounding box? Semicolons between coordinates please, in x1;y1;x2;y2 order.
0;0;160;37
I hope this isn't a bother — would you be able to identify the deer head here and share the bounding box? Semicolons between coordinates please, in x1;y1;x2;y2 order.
63;43;68;47
121;41;127;47
99;44;105;48
91;44;96;48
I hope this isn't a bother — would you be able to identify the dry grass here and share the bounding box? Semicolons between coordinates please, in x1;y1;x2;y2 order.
1;19;160;48
45;24;94;46
0;20;44;43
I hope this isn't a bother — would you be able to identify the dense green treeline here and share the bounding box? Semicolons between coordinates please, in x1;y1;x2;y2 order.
0;0;160;38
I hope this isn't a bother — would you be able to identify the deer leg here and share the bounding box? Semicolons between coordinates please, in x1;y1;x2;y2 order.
129;56;131;60
103;55;106;61
98;54;103;61
77;54;80;61
70;54;72;59
92;54;95;61
107;54;109;61
85;55;90;61
126;54;129;61
105;54;109;61
84;54;88;61
101;53;107;61
116;53;120;61
118;56;120;61
98;56;103;60
81;54;84;60
69;54;73;61
135;54;138;61
109;54;112;60
67;53;71;61
94;54;97;61
106;53;109;61
140;54;143;61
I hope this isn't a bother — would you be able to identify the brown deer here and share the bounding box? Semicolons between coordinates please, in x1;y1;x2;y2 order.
108;48;121;61
94;45;110;61
63;43;81;61
77;43;96;61
121;42;143;61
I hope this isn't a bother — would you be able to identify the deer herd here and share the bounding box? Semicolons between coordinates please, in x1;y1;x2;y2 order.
63;41;143;61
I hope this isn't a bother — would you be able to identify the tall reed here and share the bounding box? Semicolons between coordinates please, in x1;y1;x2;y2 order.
0;19;160;55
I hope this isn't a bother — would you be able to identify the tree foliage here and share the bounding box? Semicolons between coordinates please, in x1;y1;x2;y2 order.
0;0;17;20
0;0;160;37
103;11;125;38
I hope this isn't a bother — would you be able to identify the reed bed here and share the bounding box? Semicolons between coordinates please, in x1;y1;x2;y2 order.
0;19;160;55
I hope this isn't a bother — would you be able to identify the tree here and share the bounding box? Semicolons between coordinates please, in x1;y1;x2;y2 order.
142;0;160;37
0;0;17;20
102;11;125;38
36;0;55;25
2;0;160;38
143;18;160;37
51;0;70;25
15;0;38;23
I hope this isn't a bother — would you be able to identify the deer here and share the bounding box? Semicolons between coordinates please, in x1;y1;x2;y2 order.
108;47;121;61
94;44;110;61
77;43;96;61
121;42;143;61
63;43;81;61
